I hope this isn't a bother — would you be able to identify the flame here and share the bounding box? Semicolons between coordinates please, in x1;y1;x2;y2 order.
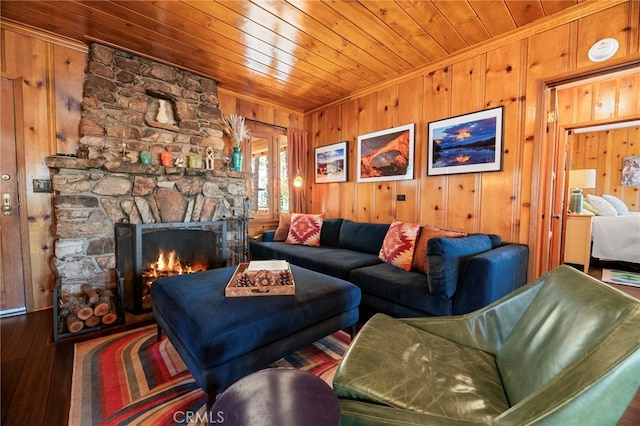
141;249;208;304
155;249;183;274
145;249;204;279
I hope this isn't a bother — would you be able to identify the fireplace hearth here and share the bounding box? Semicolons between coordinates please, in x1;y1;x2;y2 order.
116;221;227;313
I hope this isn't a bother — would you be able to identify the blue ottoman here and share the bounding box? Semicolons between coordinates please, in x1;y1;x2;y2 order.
151;264;361;410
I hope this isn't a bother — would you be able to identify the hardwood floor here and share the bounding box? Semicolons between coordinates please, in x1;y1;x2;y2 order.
1;309;153;425
1;273;639;425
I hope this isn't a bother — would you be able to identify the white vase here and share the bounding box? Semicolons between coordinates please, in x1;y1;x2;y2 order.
156;100;172;124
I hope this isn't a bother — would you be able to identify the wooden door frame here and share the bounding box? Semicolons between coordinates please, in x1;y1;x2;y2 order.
529;55;640;278
1;74;34;312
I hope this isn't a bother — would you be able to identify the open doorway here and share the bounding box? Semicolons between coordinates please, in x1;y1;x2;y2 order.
533;63;640;278
563;122;640;271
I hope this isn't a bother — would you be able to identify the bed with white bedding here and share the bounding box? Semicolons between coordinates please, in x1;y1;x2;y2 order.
591;212;640;264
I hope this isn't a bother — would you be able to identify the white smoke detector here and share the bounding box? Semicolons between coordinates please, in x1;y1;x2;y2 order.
588;38;619;62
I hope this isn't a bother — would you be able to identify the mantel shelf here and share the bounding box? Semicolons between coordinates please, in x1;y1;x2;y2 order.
45;156;252;179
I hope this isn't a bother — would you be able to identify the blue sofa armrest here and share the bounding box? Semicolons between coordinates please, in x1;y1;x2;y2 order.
452;243;529;315
262;230;276;242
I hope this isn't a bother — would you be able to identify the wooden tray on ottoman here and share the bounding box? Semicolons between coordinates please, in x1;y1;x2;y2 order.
225;261;296;297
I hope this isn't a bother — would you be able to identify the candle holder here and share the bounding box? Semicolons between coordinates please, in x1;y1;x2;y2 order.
188;154;200;168
140;150;152;165
161;151;173;166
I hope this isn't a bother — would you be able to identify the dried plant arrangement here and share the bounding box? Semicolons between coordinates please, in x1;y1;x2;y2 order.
223;114;250;146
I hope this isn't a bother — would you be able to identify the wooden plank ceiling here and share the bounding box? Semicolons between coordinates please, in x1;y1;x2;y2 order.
0;0;580;112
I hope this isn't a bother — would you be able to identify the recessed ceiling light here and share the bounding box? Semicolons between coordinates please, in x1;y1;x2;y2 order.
588;38;619;62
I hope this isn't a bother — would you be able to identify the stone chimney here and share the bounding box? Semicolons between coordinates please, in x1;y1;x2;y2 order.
79;43;225;163
47;44;248;300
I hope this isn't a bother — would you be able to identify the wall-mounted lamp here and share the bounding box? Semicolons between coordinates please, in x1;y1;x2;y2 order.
568;169;596;213
293;172;303;188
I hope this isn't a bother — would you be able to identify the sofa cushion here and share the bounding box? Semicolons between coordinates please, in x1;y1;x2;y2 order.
320;218;344;246
250;241;382;280
273;213;291;241
338;220;390;255
334;314;509;422
378;220;420;271
487;234;502;248
453;243;529;315
412;224;466;273
496;266;638;405
286;213;324;246
348;263;451;316
427;234;492;298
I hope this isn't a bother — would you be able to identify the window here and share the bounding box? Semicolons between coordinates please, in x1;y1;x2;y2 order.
248;127;288;220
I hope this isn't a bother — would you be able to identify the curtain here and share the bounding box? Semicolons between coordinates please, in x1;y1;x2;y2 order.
287;128;308;213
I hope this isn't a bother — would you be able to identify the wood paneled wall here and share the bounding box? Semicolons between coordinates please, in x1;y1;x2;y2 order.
305;1;640;250
1;24;86;310
558;71;640;213
570;126;640;211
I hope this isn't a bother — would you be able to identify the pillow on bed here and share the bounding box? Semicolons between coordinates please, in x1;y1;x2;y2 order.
582;200;598;215
602;194;629;215
585;195;618;216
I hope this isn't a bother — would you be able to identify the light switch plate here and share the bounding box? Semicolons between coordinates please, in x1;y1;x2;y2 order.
33;179;53;193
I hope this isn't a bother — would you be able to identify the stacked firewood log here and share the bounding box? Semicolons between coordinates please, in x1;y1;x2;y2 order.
59;284;118;334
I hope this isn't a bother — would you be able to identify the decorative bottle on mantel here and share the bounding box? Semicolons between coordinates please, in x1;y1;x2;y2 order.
223;114;249;173
231;145;243;172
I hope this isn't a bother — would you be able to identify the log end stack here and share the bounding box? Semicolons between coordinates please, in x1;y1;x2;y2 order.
58;284;119;334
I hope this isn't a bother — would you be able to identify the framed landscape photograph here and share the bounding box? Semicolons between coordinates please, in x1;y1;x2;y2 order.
357;123;415;183
427;106;504;176
315;141;348;183
622;156;640;186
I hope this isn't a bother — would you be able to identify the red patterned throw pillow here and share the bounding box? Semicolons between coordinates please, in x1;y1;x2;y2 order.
378;220;421;271
285;213;324;246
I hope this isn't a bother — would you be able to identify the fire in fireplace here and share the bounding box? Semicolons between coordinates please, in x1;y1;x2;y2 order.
146;248;207;277
116;221;227;314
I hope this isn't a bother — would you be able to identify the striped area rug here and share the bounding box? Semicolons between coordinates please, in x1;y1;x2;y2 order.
69;325;350;426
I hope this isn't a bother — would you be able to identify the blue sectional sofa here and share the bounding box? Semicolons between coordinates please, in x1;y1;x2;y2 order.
250;218;529;318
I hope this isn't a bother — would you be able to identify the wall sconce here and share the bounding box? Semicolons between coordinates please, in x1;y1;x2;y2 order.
293;172;303;188
568;169;596;213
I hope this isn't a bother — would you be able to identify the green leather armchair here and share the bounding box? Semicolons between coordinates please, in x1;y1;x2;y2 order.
333;265;640;425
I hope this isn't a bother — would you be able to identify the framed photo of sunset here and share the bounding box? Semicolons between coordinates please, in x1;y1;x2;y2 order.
357;123;415;183
427;106;504;176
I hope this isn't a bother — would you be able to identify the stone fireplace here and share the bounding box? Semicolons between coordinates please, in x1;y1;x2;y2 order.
47;43;248;332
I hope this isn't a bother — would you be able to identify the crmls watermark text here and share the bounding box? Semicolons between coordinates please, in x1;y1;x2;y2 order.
173;410;225;424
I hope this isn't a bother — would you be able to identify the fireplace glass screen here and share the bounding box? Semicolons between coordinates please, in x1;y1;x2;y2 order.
116;221;227;313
